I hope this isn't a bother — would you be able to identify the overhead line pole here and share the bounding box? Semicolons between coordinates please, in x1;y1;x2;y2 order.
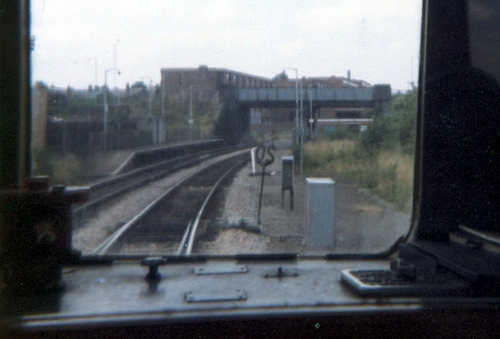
284;67;298;145
103;68;120;151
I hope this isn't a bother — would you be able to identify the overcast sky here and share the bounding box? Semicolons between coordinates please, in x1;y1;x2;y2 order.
31;1;422;91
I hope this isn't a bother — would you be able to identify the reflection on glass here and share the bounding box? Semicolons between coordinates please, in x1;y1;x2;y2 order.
469;0;500;82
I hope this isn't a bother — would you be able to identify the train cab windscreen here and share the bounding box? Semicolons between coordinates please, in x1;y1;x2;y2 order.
30;1;422;257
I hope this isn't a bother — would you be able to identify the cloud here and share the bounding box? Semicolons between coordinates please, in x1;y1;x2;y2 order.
31;1;422;90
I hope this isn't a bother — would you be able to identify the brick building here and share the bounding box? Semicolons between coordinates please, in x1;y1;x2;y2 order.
160;66;382;142
160;65;274;101
161;65;369;97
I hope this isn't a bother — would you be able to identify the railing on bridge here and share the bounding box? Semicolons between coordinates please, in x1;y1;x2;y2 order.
317;118;374;125
237;87;374;104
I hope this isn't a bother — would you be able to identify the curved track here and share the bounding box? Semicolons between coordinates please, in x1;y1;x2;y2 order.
72;145;251;225
91;154;247;256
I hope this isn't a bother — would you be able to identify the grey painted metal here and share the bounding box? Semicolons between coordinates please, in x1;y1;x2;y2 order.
238;87;373;103
6;258;497;333
281;156;294;190
281;156;294;210
306;178;336;248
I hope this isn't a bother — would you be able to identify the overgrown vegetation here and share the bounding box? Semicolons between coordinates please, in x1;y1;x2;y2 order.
32;147;82;185
362;89;417;155
163;95;219;141
34;82;220;183
303;89;417;212
43;82;220;151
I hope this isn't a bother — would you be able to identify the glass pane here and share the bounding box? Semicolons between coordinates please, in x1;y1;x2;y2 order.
469;0;500;82
31;1;421;256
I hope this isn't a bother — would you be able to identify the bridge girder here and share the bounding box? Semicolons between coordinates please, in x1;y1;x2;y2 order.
214;85;391;144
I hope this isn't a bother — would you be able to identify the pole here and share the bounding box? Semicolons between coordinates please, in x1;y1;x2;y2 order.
189;87;193;140
293;70;298;146
188;86;198;140
161;75;165;118
161;75;165;144
103;72;108;151
303;89;313;138
103;68;119;151
300;80;304;178
114;39;119;104
283;67;298;145
309;91;313;137
148;80;152;117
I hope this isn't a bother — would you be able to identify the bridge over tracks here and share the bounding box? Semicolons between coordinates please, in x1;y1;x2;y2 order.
215;85;391;144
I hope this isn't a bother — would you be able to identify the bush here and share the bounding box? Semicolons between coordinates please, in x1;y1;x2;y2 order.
324;125;358;140
302;89;417;212
132;130;153;147
361;118;389;154
362;89;417;155
32;147;82;185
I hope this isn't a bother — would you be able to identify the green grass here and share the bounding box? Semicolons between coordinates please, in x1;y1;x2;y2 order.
303;139;414;212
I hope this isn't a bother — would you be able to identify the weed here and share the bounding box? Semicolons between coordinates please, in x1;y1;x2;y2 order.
33;147;82;185
303;139;413;212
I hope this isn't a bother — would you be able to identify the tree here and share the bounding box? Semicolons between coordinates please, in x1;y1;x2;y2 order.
272;71;289;81
362;88;417;154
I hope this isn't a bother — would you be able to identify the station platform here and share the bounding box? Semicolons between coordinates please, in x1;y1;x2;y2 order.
78;140;223;180
79;149;135;179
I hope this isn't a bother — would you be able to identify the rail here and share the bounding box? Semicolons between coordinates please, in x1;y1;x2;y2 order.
73;144;254;225
91;153;247;256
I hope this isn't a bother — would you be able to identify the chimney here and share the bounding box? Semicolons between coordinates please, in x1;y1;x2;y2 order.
347;70;351;81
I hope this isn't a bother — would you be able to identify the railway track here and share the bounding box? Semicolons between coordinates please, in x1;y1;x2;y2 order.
72;145;251;224
91;153;247;256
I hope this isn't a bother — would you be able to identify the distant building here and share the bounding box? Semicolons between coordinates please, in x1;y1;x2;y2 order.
160;66;383;142
160;66;371;99
302;71;372;89
160;65;274;101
